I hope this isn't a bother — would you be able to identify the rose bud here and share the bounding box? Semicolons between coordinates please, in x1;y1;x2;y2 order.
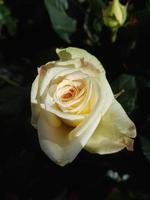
102;0;128;42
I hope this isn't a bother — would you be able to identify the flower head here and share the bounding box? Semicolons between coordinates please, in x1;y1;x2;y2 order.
31;47;136;166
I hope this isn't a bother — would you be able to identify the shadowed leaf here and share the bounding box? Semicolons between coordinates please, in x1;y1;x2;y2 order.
111;74;137;115
44;0;76;42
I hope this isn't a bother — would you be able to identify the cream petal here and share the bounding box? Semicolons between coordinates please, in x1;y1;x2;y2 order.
54;88;85;108
31;75;39;104
38;68;80;103
37;66;68;98
55;79;92;114
51;68;79;82
85;99;136;154
46;58;81;69
65;71;88;80
44;103;86;121
53;78;87;109
31;75;41;128
31;103;41;128
38;110;83;166
69;80;92;114
56;47;105;76
44;91;87;127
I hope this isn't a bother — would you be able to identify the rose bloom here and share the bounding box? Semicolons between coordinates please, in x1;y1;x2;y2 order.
31;47;136;166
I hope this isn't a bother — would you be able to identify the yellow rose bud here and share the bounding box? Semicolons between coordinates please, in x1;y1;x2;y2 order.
31;47;136;166
102;0;128;42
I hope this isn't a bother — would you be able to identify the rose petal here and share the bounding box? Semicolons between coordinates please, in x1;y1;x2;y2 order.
31;104;41;128
53;59;81;69
38;110;83;166
55;79;92;114
31;75;39;104
45;103;87;121
37;66;68;98
31;75;41;128
65;71;88;80
85;99;136;154
56;47;105;76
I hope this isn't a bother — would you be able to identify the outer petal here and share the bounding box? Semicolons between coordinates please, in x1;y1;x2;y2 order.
56;47;105;76
85;99;136;154
31;75;39;104
31;75;41;128
38;110;83;166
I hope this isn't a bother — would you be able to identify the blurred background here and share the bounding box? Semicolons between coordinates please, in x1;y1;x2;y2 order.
0;0;150;199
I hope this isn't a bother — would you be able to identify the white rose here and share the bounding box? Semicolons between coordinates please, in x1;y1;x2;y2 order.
31;47;136;166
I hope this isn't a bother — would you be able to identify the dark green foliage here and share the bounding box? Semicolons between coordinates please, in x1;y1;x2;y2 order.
44;0;76;42
111;74;137;115
0;3;17;38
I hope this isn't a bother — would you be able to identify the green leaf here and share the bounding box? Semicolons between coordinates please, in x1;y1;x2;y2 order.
44;0;77;42
111;74;137;115
140;136;150;162
0;3;17;37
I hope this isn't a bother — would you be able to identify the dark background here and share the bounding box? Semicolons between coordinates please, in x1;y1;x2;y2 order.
0;0;150;199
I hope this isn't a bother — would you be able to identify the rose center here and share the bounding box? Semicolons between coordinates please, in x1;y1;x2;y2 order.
61;88;76;100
